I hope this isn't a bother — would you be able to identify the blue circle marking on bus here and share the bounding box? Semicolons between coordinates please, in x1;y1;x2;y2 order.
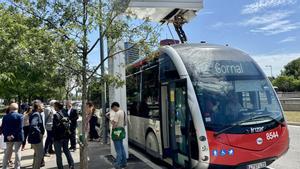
212;150;218;156
220;149;226;156
228;149;234;156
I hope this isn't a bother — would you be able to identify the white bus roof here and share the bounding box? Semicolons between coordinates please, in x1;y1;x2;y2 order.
128;43;250;67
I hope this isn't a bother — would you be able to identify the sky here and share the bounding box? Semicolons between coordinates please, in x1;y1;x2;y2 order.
89;0;300;77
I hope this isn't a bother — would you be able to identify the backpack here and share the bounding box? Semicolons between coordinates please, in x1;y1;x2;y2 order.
57;111;71;136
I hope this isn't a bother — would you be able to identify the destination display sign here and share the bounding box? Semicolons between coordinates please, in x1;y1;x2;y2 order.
199;60;261;77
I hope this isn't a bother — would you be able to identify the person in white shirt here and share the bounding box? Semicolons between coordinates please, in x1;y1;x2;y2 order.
44;100;56;156
109;102;127;169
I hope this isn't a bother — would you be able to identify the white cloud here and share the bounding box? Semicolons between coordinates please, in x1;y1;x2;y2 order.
279;36;297;43
211;22;224;28
200;10;214;15
251;52;300;76
241;11;292;26
241;11;300;35
251;20;300;35
210;22;235;29
242;0;296;14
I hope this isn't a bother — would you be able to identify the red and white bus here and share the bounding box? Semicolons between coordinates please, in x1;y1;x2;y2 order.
126;43;289;169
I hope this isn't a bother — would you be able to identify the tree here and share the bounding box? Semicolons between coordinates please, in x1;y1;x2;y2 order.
0;4;78;102
272;57;300;92
282;57;300;79
272;76;299;92
6;0;159;168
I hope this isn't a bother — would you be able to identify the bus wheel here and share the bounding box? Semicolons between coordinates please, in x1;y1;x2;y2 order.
146;131;160;158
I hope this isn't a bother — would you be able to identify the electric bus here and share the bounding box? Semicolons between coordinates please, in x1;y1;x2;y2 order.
126;43;289;169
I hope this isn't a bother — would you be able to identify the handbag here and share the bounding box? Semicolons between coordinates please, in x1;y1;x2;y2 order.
111;111;126;141
111;127;126;141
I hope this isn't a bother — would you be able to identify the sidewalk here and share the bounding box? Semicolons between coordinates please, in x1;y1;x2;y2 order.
0;141;155;169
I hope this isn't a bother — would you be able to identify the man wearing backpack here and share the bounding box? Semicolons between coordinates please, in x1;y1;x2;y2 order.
53;102;74;169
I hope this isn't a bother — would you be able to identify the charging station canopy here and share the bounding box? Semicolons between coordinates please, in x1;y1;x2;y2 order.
128;0;203;23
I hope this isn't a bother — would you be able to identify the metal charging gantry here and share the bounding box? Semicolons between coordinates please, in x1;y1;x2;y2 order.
128;0;203;43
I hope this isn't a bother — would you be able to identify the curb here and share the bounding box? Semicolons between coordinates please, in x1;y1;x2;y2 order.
288;122;300;126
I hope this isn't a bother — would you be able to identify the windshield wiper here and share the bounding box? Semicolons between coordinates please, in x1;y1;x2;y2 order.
214;115;283;137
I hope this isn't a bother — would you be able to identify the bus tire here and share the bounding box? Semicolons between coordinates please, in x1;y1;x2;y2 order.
145;131;160;158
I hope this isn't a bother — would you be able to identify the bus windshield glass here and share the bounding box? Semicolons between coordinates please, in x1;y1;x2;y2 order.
176;46;284;131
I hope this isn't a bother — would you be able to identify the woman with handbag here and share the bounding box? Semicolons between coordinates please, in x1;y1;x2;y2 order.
109;102;127;169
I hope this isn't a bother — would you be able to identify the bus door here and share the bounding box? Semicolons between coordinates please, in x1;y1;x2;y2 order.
168;79;191;168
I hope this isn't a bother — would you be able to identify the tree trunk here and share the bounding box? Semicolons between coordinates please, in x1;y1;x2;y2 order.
17;94;21;112
99;0;108;143
80;0;89;169
66;90;70;100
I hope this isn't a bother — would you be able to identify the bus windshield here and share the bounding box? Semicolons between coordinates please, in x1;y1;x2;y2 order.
176;47;284;131
194;77;283;130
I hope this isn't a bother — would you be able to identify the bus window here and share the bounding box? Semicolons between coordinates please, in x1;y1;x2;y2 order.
141;64;159;118
159;54;180;82
224;92;243;123
127;72;141;116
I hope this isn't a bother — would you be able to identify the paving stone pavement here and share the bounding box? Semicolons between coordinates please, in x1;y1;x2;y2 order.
0;141;154;169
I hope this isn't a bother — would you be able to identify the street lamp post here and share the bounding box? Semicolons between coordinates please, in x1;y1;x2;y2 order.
265;65;273;77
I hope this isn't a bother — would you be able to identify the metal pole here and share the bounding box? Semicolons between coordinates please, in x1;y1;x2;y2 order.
266;65;273;77
99;0;108;144
270;66;273;78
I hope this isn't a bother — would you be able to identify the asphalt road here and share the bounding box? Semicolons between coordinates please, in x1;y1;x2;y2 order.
269;125;300;169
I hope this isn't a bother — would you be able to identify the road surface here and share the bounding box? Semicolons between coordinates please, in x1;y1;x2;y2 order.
268;125;300;169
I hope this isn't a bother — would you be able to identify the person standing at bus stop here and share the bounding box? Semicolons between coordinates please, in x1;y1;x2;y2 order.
28;102;45;169
65;100;78;151
109;102;127;169
53;102;74;169
44;100;56;156
1;103;24;169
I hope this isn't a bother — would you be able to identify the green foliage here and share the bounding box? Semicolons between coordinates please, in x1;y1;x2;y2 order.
0;4;79;101
282;57;300;79
272;57;300;92
272;76;300;92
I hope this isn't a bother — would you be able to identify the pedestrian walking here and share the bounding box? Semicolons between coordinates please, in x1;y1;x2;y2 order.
53;102;74;169
65;100;78;151
109;102;127;169
28;102;45;169
21;106;32;151
89;108;100;141
1;103;24;169
43;100;56;156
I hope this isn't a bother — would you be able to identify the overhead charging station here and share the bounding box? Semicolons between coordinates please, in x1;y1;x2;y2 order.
128;0;203;43
109;0;203;160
